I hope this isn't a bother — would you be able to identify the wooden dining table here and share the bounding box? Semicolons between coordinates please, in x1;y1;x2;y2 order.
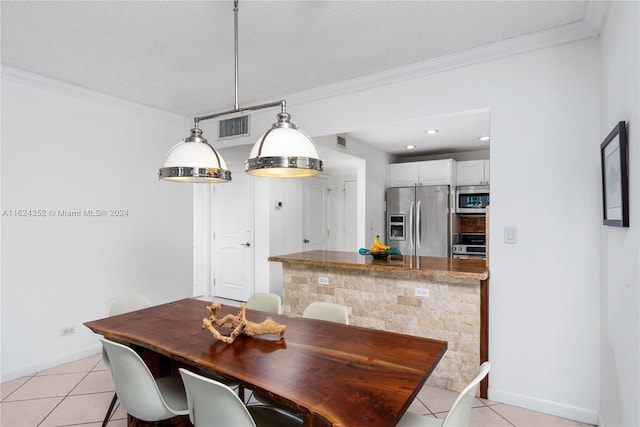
85;298;447;427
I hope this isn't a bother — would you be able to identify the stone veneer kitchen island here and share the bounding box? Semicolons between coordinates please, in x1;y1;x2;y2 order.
269;250;490;398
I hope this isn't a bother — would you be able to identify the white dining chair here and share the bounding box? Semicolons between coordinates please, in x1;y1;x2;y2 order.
106;293;153;317
100;338;188;423
396;361;491;427
102;293;153;426
179;368;303;427
246;293;282;314
303;301;349;324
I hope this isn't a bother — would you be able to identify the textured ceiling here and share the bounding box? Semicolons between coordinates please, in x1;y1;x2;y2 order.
1;1;602;157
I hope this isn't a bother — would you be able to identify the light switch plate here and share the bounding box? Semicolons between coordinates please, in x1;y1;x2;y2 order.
504;226;518;244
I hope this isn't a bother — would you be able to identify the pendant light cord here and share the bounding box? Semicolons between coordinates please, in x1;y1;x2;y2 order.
233;0;239;111
192;0;286;127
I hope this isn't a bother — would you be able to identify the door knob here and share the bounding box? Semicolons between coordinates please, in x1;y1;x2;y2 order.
303;239;310;243
240;242;251;247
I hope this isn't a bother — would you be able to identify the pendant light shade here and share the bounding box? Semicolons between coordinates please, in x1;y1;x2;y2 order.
245;111;323;177
159;0;322;183
159;127;231;183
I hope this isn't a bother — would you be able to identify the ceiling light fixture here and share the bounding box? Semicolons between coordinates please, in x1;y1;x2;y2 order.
425;129;438;135
406;145;416;150
479;136;490;142
159;0;322;183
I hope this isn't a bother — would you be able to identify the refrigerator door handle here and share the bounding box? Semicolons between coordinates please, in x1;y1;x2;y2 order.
416;200;421;249
409;201;414;250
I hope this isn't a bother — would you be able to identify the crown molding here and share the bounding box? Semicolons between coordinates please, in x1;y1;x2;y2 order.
584;1;610;32
1;65;189;126
282;20;600;108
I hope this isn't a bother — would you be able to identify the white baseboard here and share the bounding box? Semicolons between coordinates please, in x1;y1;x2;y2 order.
489;387;599;425
1;344;102;383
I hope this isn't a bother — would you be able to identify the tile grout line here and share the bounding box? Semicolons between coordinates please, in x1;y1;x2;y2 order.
416;397;439;418
36;366;98;427
486;404;517;427
1;374;37;403
475;395;517;425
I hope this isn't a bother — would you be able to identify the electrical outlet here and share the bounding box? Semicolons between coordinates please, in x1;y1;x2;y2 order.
415;287;430;298
318;276;329;286
60;326;76;336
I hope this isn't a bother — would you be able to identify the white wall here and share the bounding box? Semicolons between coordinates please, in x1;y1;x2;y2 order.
266;177;303;296
599;2;640;426
269;39;603;423
0;70;194;381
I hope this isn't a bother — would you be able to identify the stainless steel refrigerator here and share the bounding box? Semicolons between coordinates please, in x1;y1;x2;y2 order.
386;185;452;257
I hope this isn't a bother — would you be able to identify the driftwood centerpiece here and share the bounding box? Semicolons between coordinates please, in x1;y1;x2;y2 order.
202;302;286;344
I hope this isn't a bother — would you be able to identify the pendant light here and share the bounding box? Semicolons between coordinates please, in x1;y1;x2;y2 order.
159;125;231;183
159;0;322;183
245;104;322;177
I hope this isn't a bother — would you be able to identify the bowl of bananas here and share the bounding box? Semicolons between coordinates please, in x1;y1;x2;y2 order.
359;236;401;259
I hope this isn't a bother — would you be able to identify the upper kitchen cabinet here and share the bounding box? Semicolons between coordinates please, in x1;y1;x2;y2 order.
418;159;455;186
388;159;456;187
388;162;419;187
456;159;490;186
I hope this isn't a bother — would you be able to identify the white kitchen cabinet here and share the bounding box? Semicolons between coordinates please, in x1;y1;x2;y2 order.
418;159;455;186
456;159;490;186
388;159;455;187
388;162;419;187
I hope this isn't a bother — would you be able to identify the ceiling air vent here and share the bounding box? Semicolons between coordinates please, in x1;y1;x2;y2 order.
218;115;250;140
336;136;347;149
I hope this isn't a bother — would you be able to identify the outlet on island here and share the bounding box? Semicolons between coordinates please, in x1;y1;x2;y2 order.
415;287;430;298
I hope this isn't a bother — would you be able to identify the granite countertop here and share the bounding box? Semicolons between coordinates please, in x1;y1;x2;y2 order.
268;250;489;281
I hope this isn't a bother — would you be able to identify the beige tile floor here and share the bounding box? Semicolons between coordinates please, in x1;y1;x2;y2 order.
1;353;595;427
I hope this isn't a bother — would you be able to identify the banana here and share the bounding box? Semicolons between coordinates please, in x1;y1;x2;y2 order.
374;235;390;251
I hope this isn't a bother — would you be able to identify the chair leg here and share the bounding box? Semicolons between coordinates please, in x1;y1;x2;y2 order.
102;392;118;427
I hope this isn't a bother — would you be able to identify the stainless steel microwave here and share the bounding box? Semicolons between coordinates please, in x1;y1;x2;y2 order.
456;185;490;214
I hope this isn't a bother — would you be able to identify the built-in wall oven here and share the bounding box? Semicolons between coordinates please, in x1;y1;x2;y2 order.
456;185;490;214
452;233;486;259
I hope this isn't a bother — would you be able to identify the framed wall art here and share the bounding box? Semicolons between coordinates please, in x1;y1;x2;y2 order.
600;121;629;227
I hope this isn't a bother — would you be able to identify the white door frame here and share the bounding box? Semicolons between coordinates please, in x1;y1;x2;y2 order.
193;185;212;298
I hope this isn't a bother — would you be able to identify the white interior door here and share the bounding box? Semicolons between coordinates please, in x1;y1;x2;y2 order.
344;180;358;252
212;167;254;301
302;176;328;251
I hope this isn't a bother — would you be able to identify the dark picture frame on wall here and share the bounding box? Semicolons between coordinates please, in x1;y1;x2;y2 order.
600;121;629;227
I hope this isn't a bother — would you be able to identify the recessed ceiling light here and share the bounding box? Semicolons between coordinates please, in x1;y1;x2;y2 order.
425;129;438;135
406;145;416;150
479;136;490;141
